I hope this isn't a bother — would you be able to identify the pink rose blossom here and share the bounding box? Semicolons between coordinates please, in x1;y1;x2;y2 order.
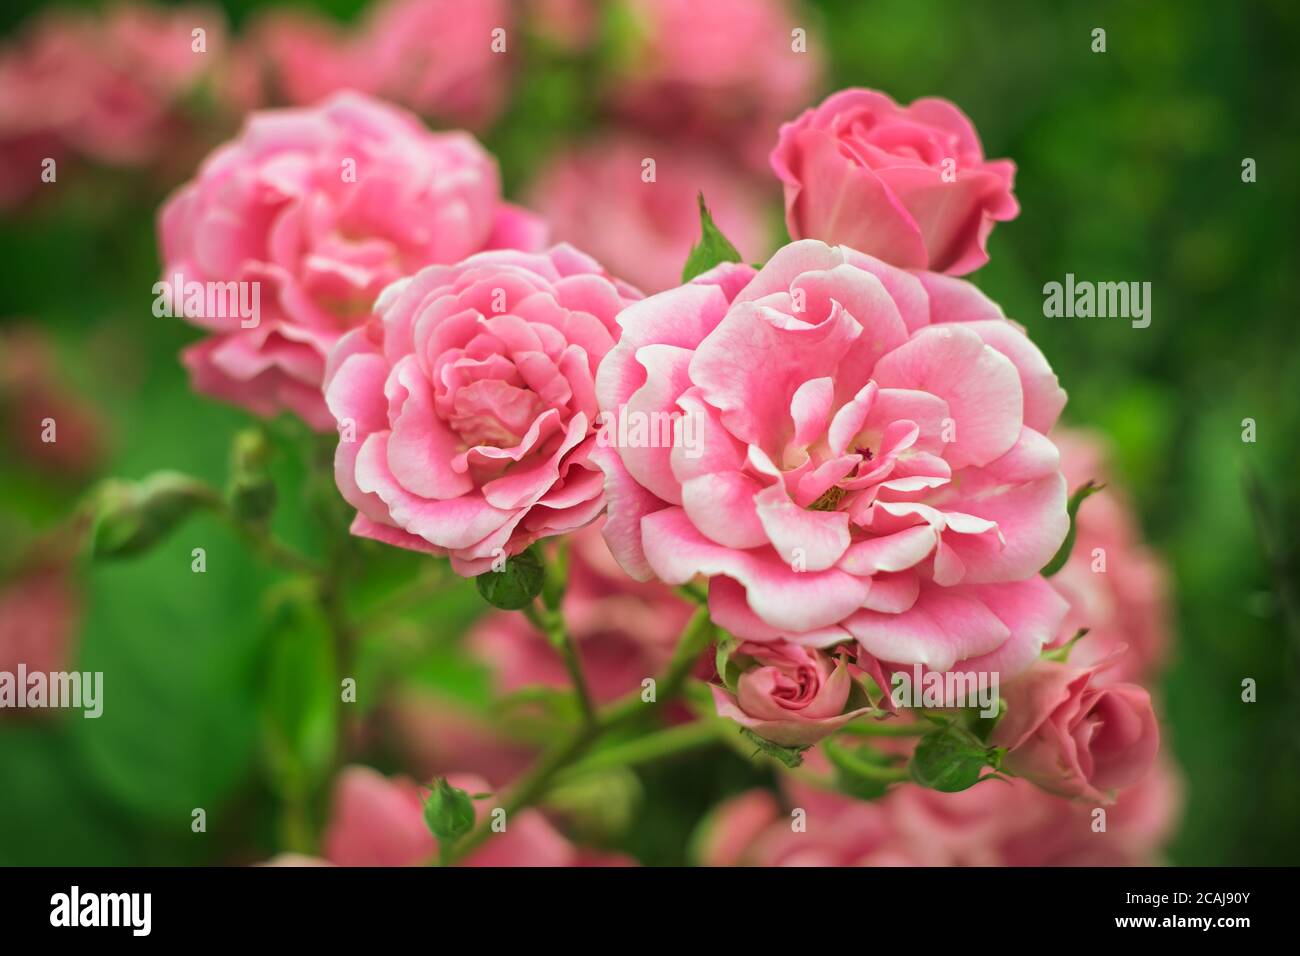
593;239;1069;680
0;567;79;689
1048;429;1170;683
992;659;1160;802
159;91;545;430
697;754;1181;867
0;3;244;198
314;766;628;866
611;0;820;172
246;11;376;109
473;521;695;702
712;641;872;745
244;0;513;129
324;245;640;573
363;0;513;130
528;137;771;293
771;89;1019;275
0;326;108;477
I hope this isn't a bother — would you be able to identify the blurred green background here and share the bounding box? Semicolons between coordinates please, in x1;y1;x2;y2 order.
1;0;1298;865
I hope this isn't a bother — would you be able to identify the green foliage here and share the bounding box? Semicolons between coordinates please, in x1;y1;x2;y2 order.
474;550;545;610
681;194;744;283
1041;480;1105;577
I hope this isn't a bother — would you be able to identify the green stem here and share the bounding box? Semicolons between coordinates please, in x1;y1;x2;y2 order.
525;602;596;726
440;607;716;866
553;719;721;783
677;582;708;605
839;719;930;738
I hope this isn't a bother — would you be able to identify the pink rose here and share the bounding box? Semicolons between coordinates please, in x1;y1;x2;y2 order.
712;641;872;745
159;91;546;430
771;89;1019;275
611;0;820;172
363;0;514;130
528;137;770;294
593;239;1069;680
473;521;695;702
246;11;377;108
993;659;1160;802
324;245;640;574
0;566;79;686
245;0;513;129
317;766;629;866
0;4;238;178
1048;429;1170;683
0;325;108;477
698;754;1181;866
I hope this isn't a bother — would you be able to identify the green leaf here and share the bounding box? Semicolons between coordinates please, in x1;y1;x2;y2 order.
737;728;809;769
1041;627;1090;663
90;472;215;559
474;550;545;610
823;739;904;800
1041;480;1105;576
681;193;743;283
424;778;476;843
260;593;339;797
909;726;1002;792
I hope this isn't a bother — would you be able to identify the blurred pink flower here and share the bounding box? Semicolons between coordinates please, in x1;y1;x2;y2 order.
611;0;821;172
159;91;545;430
0;326;108;477
528;137;771;293
593;240;1069;681
243;0;513;129
697;755;1181;867
772;89;1019;275
992;658;1160;802
363;0;514;130
472;521;695;703
0;3;242;189
245;10;375;109
301;766;630;866
0;567;80;692
324;245;638;572
1049;429;1170;684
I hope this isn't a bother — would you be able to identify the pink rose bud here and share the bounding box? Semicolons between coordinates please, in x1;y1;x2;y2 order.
993;660;1160;802
324;245;640;574
712;640;872;746
771;89;1019;275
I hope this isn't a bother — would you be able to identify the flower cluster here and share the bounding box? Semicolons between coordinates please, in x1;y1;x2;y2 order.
118;4;1179;867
